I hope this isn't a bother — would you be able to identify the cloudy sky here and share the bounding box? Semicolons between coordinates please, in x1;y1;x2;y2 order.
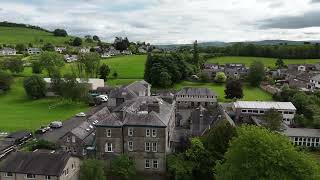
1;0;320;44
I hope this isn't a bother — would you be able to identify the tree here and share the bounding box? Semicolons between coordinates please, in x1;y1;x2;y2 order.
99;64;110;81
215;72;227;83
60;74;89;101
15;43;26;54
159;71;172;88
72;37;82;46
248;61;265;87
38;52;65;77
0;71;13;91
262;108;283;131
42;43;55;51
53;29;68;37
23;75;46;99
275;58;285;68
224;80;243;99
78;53;101;78
193;40;199;66
31;61;42;74
110;155;135;180
93;35;100;41
3;58;24;74
80;159;106;180
203;120;236;161
167;153;194;180
215;125;320;180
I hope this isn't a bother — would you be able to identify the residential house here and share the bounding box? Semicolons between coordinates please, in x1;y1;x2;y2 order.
95;96;176;173
284;127;320;147
0;152;81;180
232;101;296;125
287;64;316;72
309;74;320;90
55;47;67;53
121;50;132;55
44;78;105;96
224;63;249;79
27;48;41;55
286;70;318;90
107;80;151;108
79;47;90;53
64;54;78;63
138;47;147;53
101;52;111;58
0;48;16;56
175;87;217;108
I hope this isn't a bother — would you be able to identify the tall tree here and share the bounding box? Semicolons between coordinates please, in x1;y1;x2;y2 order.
53;29;68;37
224;80;243;99
262;108;283;131
38;52;65;77
215;125;320;180
3;58;24;74
0;71;13;91
275;58;285;68
248;61;265;87
23;75;46;99
111;155;135;180
193;40;199;66
80;159;106;180
93;35;100;41
99;64;110;81
42;43;55;51
78;52;101;78
72;37;83;46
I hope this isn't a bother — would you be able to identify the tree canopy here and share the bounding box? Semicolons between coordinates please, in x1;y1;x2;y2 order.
248;61;265;87
23;75;46;99
215;125;320;180
224;80;243;99
53;29;68;37
110;155;135;180
0;71;13;91
80;159;106;180
38;52;65;77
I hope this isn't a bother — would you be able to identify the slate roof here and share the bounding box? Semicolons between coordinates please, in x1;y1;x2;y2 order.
6;131;32;141
284;127;320;138
0;152;71;176
176;87;217;97
109;86;138;99
96;96;174;127
311;74;320;81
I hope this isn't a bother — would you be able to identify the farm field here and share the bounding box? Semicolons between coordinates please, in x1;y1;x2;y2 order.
0;78;88;132
173;81;273;102
207;56;320;68
0;26;96;46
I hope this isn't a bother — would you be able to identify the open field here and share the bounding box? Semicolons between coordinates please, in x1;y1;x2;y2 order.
173;81;273;102
0;78;88;132
207;56;320;68
0;26;96;46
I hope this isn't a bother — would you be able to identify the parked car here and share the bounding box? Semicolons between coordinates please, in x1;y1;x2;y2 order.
35;126;50;134
97;95;108;102
50;121;63;128
76;112;86;117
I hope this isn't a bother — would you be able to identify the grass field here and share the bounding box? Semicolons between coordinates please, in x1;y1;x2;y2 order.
0;26;96;46
207;56;320;68
0;78;88;132
173;81;273;102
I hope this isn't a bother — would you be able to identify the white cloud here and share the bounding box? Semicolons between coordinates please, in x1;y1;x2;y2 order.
0;0;319;44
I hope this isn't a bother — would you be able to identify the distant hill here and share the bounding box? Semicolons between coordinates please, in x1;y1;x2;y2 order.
0;22;97;47
155;40;320;49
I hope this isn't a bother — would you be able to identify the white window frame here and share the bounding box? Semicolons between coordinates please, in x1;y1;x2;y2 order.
25;174;36;179
153;160;158;169
152;142;157;152
71;136;76;143
128;128;133;136
145;159;150;169
145;142;150;152
66;136;70;142
146;129;150;137
106;129;111;137
45;176;51;180
105;142;113;152
128;141;133;151
152;129;157;137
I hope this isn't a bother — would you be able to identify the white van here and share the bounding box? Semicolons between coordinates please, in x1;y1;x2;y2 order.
97;95;108;102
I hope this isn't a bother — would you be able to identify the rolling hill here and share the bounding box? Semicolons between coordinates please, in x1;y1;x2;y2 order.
0;26;97;47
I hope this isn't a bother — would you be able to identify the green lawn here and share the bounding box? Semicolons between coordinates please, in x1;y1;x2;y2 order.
173;81;273;102
207;56;320;68
0;78;88;132
0;26;96;46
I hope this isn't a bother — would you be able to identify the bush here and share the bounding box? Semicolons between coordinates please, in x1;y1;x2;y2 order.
72;37;82;46
215;72;227;83
31;61;42;74
25;140;59;151
53;29;68;37
0;71;13;91
23;75;47;99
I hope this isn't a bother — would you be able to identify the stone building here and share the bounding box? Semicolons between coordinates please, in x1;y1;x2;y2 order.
95;96;175;173
176;87;217;108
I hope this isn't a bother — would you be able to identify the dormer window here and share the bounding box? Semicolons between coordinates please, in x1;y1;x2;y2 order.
146;129;150;137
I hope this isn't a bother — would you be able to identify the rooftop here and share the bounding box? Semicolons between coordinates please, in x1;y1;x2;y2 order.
176;87;217;97
0;152;71;176
233;101;296;110
284;127;320;138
